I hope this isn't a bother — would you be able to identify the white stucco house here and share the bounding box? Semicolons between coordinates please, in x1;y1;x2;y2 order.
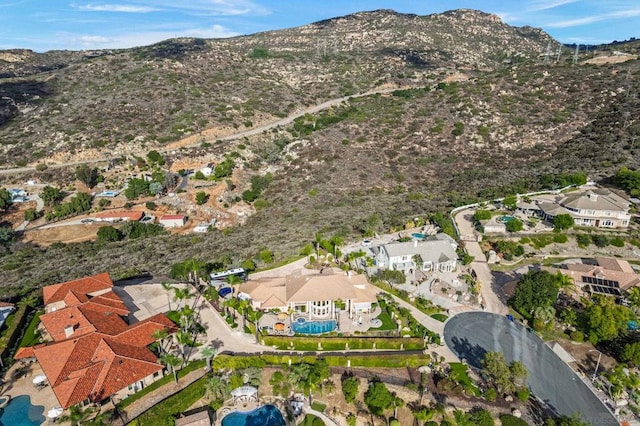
375;233;458;272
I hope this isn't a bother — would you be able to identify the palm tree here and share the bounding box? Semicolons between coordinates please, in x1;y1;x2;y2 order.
172;286;192;311
57;404;96;426
627;287;640;314
152;328;169;354
533;305;556;324
201;346;217;371
160;353;181;384
161;282;173;311
245;307;262;342
176;330;193;363
205;375;229;406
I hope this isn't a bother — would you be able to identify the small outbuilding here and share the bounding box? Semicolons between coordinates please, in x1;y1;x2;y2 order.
159;215;187;228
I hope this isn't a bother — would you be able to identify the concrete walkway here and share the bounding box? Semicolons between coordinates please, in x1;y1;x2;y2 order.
304;406;340;426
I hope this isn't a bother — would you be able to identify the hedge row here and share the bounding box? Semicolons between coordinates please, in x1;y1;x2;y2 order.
213;353;430;369
0;304;31;364
262;336;424;351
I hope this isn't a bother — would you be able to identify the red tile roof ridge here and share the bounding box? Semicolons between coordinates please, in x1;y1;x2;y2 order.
44;272;113;305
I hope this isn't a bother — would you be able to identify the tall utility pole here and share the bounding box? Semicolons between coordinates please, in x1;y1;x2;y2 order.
573;44;580;65
555;45;562;62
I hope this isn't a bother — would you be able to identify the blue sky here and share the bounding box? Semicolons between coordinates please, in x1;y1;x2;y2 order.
1;0;639;52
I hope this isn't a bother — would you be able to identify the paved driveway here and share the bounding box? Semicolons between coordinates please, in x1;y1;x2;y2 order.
444;312;617;425
454;209;508;314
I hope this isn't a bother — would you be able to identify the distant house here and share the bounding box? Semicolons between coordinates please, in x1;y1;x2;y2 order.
9;189;27;198
537;188;630;228
543;257;640;298
480;220;506;234
15;272;177;409
238;271;378;318
200;166;214;177
96;211;144;222
0;301;15;329
375;234;458;272
159;215;187;228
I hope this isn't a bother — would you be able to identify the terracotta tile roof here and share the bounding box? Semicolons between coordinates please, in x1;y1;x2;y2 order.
43;272;113;305
95;211;144;221
23;273;177;408
30;314;175;408
0;301;15;308
14;346;37;359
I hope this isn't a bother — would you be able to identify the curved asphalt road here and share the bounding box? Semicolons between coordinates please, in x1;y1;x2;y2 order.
444;312;618;425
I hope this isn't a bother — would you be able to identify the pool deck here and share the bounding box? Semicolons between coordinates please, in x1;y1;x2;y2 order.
2;361;62;424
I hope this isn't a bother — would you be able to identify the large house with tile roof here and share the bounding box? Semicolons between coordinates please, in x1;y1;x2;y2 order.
374;234;458;273
542;257;640;298
15;272;177;408
533;188;630;228
238;271;378;319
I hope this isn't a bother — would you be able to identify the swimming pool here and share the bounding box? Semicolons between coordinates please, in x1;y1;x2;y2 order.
221;404;285;426
497;215;516;223
411;233;427;240
292;318;336;334
0;395;46;426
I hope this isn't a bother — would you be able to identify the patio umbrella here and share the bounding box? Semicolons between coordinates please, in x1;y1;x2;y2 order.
32;374;47;385
47;406;63;419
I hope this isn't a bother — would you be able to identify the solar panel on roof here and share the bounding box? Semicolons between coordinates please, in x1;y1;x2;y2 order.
581;276;620;288
589;284;621;296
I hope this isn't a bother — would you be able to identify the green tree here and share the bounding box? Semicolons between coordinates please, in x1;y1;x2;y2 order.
506;218;524;232
41;186;63;207
214;157;236;179
581;295;633;344
146;150;164;165
241;259;256;272
194;170;206;180
553;214;574;230
473;210;492;221
259;249;273;264
627;287;640;313
364;380;395;416
469;409;495;426
503;195;517;210
24;208;40;221
0;226;15;246
511;270;561;318
160;353;181;384
544;414;589;426
205;375;229;409
75;164;99;188
57;404;96;426
482;351;515;394
341;374;359;404
195;191;208;205
379;270;406;284
96;226;122;242
149;182;163;195
0;188;12;210
621;341;640;365
124;178;150;200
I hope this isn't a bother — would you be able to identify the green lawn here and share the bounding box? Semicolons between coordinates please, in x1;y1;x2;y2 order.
118;360;205;409
131;375;207;425
18;310;42;348
310;401;326;412
449;362;481;396
302;414;324;426
373;311;396;330
430;313;448;323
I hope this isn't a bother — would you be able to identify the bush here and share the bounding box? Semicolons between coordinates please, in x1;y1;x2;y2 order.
473;210;492;221
591;235;610;247
484;387;497;402
576;234;591;247
553;234;568;244
611;237;625;247
506;218;524;233
145;201;157;210
516;388;530;401
569;330;584;342
499;414;529;426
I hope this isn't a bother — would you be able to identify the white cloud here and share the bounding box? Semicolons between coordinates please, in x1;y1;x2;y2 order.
65;24;239;49
527;0;580;12
133;0;270;16
547;7;640;27
72;3;161;13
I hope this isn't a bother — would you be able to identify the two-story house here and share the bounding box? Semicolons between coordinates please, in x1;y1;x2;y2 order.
538;188;630;228
376;234;458;273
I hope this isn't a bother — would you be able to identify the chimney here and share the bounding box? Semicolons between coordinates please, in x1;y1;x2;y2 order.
64;325;75;338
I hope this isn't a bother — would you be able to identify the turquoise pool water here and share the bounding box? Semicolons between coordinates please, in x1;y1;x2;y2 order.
292;318;336;334
497;215;516;223
0;395;45;426
221;404;285;426
411;233;427;240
